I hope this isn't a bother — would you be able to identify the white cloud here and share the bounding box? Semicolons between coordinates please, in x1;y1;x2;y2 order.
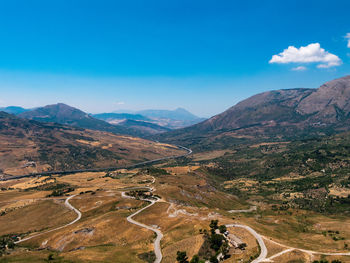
292;66;307;71
269;43;342;68
115;101;125;105
346;33;350;48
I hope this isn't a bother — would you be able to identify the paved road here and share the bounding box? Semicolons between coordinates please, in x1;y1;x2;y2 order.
15;194;81;244
225;223;350;262
121;184;163;263
225;224;268;263
262;235;350;261
263;248;294;262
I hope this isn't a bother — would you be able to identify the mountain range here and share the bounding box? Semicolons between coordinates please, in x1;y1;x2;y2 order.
155;75;350;150
1;104;204;136
3;75;350;153
16;103;170;138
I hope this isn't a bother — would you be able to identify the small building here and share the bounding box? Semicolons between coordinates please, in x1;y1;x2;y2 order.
227;233;245;249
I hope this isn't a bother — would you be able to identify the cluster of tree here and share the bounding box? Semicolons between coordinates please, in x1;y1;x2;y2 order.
207;220;229;254
44;253;67;262
0;235;15;256
340;176;350;187
125;190;154;200
294;193;350;214
142;167;169;176
176;220;230;263
176;251;203;263
46;183;75;197
137;251;156;263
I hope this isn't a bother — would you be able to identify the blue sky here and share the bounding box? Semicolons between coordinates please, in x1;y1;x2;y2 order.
0;0;350;117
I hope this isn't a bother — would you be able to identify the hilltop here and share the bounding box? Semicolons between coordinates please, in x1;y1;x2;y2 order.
0;106;29;115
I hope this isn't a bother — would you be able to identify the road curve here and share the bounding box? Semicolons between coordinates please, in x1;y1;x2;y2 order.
225;224;268;263
225;223;350;262
263;235;350;259
122;189;163;263
15;194;81;244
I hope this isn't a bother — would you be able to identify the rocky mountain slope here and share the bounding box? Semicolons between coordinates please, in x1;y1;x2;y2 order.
156;75;350;149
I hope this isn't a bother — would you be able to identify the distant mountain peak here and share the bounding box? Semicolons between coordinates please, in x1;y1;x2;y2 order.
137;108;201;121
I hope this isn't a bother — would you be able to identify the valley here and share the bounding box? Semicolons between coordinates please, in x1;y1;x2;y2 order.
1;76;350;263
1;2;350;262
1;155;350;262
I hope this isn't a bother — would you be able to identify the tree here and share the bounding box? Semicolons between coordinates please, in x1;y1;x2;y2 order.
220;240;230;256
209;233;224;251
209;255;218;263
44;253;55;262
7;240;14;249
190;254;200;263
176;251;189;263
209;220;219;230
238;243;247;250
219;225;227;234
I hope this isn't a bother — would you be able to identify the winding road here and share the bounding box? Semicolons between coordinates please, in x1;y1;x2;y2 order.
261;235;350;262
14;194;81;244
121;183;163;263
225;222;350;262
9;143;350;262
225;224;267;263
10;145;191;260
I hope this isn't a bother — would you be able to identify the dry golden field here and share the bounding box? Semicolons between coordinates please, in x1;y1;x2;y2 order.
0;165;350;263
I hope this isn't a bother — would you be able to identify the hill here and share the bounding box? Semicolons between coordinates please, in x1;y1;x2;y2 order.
0;111;185;178
0;106;29;115
156;75;350;150
118;119;171;136
92;112;152;123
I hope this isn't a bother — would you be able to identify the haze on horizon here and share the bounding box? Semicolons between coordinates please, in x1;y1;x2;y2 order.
0;0;350;117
